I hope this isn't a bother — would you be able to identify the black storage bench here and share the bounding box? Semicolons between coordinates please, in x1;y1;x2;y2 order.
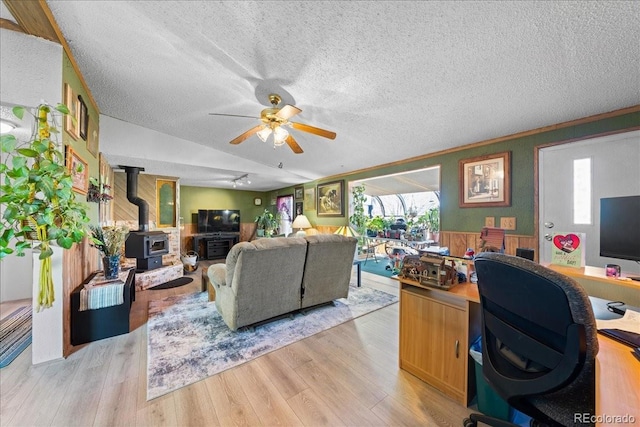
71;269;135;345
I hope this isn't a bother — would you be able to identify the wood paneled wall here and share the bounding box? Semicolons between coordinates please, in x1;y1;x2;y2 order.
113;172;159;226
438;231;537;260
63;237;99;356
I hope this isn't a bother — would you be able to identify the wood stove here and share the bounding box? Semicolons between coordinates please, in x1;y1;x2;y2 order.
125;231;169;270
121;166;169;271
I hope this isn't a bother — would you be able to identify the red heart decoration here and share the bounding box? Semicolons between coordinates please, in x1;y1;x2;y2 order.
553;234;581;253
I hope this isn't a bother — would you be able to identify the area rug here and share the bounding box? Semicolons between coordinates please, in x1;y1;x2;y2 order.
360;256;396;278
0;305;32;368
146;285;398;400
149;277;193;290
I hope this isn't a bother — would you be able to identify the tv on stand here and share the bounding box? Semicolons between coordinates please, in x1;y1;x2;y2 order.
197;209;240;234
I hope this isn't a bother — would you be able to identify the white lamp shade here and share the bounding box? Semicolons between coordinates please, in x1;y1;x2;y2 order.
292;214;312;230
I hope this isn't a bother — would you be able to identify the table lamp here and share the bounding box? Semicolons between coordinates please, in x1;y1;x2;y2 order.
292;214;312;237
334;225;359;237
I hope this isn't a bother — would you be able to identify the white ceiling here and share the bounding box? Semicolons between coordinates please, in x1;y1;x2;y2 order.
15;1;640;190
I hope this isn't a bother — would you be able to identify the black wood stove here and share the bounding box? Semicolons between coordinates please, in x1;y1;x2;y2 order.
121;166;169;271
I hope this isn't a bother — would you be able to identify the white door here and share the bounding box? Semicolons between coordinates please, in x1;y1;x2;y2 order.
538;130;640;274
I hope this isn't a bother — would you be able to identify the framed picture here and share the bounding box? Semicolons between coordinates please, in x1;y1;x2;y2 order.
304;187;316;210
66;146;89;194
459;151;511;207
63;84;79;139
276;195;294;224
294;186;304;200
86;117;99;158
78;95;88;141
295;201;303;217
317;180;344;217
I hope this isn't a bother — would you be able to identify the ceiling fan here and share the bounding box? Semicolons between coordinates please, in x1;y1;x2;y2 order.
209;94;336;154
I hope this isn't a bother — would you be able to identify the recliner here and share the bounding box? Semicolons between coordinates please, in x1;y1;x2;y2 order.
464;253;599;427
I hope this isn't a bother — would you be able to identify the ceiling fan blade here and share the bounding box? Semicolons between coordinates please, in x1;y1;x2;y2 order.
230;125;262;145
276;105;302;120
291;122;337;140
210;113;260;119
285;135;304;154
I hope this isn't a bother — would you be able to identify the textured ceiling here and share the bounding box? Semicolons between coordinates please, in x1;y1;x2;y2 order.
36;1;640;190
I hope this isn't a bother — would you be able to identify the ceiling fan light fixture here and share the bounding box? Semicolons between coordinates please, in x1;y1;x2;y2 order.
273;126;289;146
256;125;272;142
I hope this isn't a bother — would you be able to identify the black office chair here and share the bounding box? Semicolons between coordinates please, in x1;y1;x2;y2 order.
463;253;599;427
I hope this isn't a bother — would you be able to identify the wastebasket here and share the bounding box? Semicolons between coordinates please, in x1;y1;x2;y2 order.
470;336;512;421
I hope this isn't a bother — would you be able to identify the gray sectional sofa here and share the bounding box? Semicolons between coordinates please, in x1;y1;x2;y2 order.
207;234;358;331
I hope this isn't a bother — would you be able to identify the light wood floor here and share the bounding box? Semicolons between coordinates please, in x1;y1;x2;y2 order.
0;266;473;426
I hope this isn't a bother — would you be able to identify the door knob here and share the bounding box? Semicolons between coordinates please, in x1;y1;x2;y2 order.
544;222;554;229
545;234;553;241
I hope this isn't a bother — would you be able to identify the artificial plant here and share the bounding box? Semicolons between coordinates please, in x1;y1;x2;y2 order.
0;103;92;310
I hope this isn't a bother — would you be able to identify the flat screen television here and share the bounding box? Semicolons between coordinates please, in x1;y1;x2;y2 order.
197;209;240;233
599;195;640;262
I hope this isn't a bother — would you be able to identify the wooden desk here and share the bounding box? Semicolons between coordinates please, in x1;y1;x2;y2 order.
596;336;640;425
546;264;640;290
397;278;640;425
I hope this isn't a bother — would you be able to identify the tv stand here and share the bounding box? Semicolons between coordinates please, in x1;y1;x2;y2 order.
192;232;239;260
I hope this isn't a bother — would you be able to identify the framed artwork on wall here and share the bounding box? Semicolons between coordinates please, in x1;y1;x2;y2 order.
66;146;88;194
295;201;303;217
86;116;99;158
78;95;88;141
294;186;304;200
63;84;79;139
304;187;316;210
317;180;344;217
459;151;511;207
156;179;177;228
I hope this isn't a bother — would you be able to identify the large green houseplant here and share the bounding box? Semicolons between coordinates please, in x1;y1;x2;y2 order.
0;103;92;310
254;209;279;237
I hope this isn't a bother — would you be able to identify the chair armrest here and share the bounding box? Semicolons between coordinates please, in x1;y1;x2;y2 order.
208;264;227;288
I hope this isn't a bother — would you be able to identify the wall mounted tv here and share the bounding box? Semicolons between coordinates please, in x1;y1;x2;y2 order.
197;209;240;233
599;195;640;262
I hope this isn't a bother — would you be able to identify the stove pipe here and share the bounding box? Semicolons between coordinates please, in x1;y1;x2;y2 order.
121;166;149;231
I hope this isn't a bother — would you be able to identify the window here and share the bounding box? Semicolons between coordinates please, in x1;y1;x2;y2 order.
573;158;591;224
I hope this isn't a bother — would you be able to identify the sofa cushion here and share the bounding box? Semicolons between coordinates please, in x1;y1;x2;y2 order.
215;236;308;330
300;234;358;308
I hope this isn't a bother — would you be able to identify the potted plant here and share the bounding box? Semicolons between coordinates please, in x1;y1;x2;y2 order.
254;209;279;237
382;216;394;237
366;216;385;237
90;225;129;279
0;103;92;311
425;207;440;242
348;184;367;243
86;177;113;203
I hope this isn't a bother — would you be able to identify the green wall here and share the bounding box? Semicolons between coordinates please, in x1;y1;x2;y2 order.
62;51;99;223
268;111;639;235
179;111;638;234
180;186;270;224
